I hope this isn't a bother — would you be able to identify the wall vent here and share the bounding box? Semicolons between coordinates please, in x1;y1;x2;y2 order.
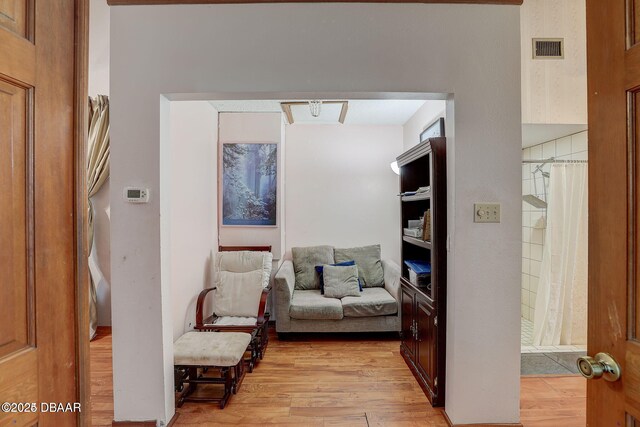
532;38;564;59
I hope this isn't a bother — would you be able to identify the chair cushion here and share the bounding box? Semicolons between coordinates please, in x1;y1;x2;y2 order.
334;244;384;288
213;316;258;326
289;290;343;320
174;332;251;367
341;287;397;317
216;251;273;288
322;264;361;299
212;270;263;317
292;246;335;290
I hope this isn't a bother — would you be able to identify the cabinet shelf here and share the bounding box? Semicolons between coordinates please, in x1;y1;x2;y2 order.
403;236;432;249
402;193;431;202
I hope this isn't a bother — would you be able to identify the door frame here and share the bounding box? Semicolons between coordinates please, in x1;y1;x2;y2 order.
73;0;91;425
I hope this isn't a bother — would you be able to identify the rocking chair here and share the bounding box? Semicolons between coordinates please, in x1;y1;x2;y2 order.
195;246;273;372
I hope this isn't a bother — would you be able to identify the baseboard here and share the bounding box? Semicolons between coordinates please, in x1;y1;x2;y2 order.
443;411;523;427
112;413;179;427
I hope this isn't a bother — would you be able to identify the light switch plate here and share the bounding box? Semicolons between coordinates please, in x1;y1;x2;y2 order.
474;203;500;223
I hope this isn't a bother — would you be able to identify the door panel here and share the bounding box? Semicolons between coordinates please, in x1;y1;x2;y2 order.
0;79;32;360
586;0;637;424
0;0;86;425
401;287;415;358
0;0;29;38
416;299;435;392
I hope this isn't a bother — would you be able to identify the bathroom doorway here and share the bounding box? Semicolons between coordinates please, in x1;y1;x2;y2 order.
520;132;588;375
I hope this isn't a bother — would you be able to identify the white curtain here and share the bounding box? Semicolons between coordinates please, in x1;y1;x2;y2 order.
532;164;588;346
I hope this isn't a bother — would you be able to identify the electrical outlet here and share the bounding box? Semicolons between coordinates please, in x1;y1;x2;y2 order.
474;203;500;223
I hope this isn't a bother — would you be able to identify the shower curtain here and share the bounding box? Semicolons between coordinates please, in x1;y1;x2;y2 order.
532;164;588;346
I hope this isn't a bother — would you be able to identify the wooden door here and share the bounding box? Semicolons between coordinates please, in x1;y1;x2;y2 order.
0;1;88;426
586;0;640;424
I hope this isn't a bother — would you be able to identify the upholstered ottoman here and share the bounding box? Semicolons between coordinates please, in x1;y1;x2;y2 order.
174;331;251;409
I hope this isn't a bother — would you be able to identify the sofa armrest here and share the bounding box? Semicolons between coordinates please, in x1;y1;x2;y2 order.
274;260;295;330
382;259;401;305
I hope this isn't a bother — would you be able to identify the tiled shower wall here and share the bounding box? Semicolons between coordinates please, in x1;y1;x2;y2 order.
521;130;588;322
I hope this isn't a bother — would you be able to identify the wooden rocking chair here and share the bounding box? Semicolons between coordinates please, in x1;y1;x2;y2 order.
195;246;272;372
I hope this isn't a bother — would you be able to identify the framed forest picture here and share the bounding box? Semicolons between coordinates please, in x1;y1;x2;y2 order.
221;142;277;226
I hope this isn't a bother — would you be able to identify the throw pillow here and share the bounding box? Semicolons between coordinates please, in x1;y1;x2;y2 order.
322;264;361;299
292;245;335;290
315;260;362;294
212;270;264;317
334;244;384;287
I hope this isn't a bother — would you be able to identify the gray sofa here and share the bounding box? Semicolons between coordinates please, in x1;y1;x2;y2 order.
274;245;401;334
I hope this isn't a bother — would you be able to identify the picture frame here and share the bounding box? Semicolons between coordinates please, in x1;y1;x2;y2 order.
420;117;445;142
221;142;278;227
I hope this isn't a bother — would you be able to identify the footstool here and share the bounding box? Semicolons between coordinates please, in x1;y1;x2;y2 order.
173;331;251;409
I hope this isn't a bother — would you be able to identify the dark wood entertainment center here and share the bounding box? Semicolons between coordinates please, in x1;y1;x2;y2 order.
396;136;447;407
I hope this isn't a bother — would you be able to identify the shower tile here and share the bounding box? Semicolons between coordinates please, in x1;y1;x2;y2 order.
522;243;530;259
556;136;572;156
522;179;530;194
522;289;530;306
522;274;530;291
522;304;528;318
530;260;541;277
522;164;531;179
531;229;543;245
530;277;539;293
529;291;537;309
522;258;531;274
531;244;543;261
571;132;588;153
521;354;574;375
531;144;543;159
523;211;531;227
573;150;588;161
542;141;556;159
523;227;531;243
529;307;535;321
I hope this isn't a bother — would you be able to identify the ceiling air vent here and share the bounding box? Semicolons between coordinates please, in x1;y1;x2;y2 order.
532;38;564;59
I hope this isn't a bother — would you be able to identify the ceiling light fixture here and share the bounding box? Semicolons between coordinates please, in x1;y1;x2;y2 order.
309;100;322;117
280;101;348;125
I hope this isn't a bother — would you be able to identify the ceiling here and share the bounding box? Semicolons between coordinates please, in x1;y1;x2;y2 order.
208;99;428;125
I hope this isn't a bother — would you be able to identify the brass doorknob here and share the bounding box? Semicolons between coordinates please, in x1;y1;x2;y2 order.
576;353;621;382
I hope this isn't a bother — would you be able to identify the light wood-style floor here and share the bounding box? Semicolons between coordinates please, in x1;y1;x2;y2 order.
90;327;585;426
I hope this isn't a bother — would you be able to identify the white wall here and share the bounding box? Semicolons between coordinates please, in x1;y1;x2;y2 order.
110;4;521;424
89;0;111;326
89;0;110;96
521;131;587;324
218;113;284;259
169;101;217;341
521;0;587;124
402;100;446;151
285;124;402;264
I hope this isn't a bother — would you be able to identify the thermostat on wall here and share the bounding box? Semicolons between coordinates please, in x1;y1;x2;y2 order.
123;187;149;203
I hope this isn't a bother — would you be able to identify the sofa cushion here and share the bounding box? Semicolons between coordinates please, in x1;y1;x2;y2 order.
341;287;397;317
315;260;362;294
334;244;384;288
292;245;335;290
323;264;361;299
289;290;343;320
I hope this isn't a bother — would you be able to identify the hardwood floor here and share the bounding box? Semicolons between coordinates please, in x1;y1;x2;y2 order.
90;327;585;426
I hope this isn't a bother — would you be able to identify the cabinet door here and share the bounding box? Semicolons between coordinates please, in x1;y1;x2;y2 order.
416;298;437;401
400;286;415;358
